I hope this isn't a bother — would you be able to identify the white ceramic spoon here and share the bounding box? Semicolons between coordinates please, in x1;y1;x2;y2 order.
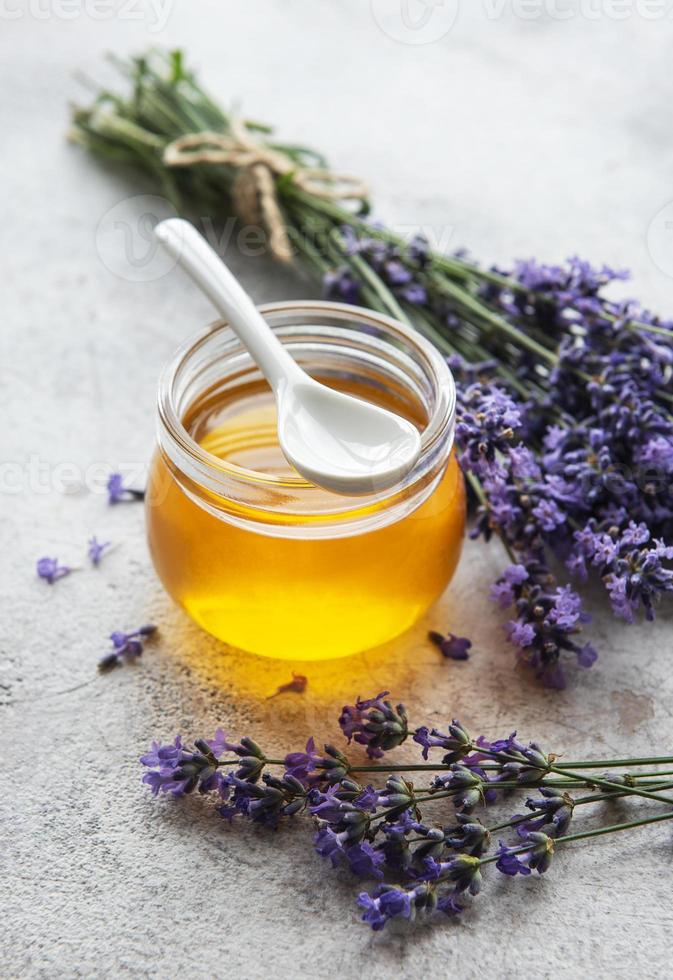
154;219;422;495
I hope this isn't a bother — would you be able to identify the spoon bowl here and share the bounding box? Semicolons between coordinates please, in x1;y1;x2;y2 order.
278;378;421;494
154;219;422;495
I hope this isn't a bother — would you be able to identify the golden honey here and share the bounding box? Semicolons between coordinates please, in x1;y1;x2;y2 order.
147;302;464;660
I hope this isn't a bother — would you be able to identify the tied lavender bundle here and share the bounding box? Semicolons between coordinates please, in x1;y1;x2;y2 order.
71;50;673;686
141;692;673;931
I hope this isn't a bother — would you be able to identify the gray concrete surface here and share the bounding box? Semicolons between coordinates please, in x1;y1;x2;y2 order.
2;4;673;978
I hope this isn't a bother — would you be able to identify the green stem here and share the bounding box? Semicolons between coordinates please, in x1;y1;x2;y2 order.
477;809;673;868
464;472;518;564
554;809;673;845
487;780;673;834
554;756;673;769
429;273;557;365
348;253;410;324
549;764;673;807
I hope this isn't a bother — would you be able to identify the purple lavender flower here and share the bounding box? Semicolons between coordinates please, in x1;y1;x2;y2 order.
345;842;386;879
428;630;471;661
408;234;430;266
495;841;532;876
490;564;529;608
226;772;307;828
437;893;466;917
335;228;430;311
36;556;72;584
605;537;673;623
506;620;536;647
309;784;371;846
445;815;491;857
377;775;417;817
140;729;274;801
405;825;449;864
413;720;473;763
285;739;351;786
316;833;385;879
357;883;436;931
570;521;673;622
400;282;427;305
323;266;360;304
431;766;485;812
531;498;566;533
217;736;268;782
284;737;322;785
140;736;189;796
475;731;552;784
87;536;111;566
496;556;595;688
314;826;342;866
376;825;413;872
455;382;521;479
99;623;156;671
354;785;379;812
140;731;228;797
357;886;413;930
420;854;483;895
106;472;145;504
384;259;412;285
517;788;574;836
339;692;408;759
496;832;555;876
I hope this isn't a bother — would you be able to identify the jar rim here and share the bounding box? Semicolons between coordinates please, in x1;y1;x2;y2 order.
157;300;455;509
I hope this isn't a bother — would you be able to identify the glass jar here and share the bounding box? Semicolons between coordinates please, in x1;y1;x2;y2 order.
146;301;465;660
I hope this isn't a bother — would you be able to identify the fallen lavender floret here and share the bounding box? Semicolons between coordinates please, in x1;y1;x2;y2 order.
106;472;145;504
99;623;157;671
36;556;72;584
87;535;112;566
428;630;471;661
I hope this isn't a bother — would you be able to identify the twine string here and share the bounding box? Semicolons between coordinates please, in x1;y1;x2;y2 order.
163;120;368;262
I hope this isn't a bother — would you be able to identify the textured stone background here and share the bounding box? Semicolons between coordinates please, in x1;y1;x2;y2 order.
2;4;673;978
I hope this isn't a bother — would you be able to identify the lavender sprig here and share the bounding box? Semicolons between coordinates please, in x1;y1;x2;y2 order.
141;692;673;931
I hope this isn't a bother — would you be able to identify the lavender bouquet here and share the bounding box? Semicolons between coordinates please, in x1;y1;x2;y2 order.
71;50;673;687
141;692;673;931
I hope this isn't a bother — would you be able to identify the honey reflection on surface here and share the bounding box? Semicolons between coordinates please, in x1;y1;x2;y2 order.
156;596;462;743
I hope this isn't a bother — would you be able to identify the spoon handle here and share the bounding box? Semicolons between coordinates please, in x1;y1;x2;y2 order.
155;219;301;392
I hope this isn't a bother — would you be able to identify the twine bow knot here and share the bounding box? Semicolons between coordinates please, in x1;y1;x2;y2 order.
163;120;368;262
